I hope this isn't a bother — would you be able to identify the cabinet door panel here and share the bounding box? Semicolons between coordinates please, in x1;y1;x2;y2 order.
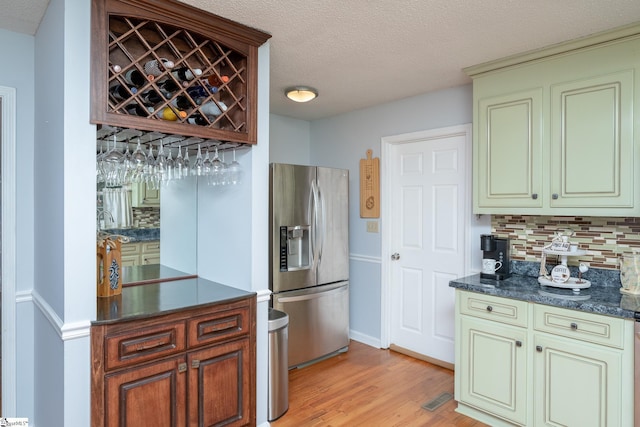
476;88;543;209
534;333;623;427
459;317;528;425
551;71;634;207
188;338;252;427
105;356;187;427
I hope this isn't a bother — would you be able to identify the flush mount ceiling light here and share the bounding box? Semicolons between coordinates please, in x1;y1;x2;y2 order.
285;86;318;103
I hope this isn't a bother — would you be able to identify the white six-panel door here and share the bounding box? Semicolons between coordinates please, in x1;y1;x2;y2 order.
387;127;467;364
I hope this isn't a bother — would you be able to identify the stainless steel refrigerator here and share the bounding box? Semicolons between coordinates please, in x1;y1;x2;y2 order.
269;163;349;368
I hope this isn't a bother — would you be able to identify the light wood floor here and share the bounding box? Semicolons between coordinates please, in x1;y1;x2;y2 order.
271;340;487;426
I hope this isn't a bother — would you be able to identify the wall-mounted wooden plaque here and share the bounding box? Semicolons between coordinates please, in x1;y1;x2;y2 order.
360;149;380;218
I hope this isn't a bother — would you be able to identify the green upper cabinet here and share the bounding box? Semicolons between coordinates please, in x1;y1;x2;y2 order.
467;24;640;216
476;88;543;209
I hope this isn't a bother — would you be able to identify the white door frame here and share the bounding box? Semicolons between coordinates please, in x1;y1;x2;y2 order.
1;86;17;415
380;123;473;348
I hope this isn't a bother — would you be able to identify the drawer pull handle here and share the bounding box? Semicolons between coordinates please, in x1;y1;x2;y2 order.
536;345;543;352
570;322;578;330
486;305;493;312
515;340;522;347
135;340;166;352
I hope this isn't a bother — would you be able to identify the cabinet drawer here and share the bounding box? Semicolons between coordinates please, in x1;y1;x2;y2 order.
187;306;250;348
105;322;186;370
533;305;625;349
459;291;528;327
141;241;160;253
120;243;139;255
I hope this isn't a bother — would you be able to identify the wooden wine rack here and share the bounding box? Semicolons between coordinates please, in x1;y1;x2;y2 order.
91;0;271;145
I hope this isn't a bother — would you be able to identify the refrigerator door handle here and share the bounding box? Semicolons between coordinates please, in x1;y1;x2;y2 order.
310;178;320;269
276;284;347;303
317;183;326;264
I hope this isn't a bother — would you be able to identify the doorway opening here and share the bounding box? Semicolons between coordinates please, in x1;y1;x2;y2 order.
380;124;486;367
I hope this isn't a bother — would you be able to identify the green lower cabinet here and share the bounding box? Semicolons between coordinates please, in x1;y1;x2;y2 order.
533;333;625;426
454;290;634;426
458;317;528;425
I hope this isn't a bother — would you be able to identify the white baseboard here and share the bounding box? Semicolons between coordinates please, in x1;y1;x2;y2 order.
349;330;381;348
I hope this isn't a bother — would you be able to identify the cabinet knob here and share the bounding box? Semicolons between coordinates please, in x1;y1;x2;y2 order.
191;360;200;369
515;340;522;347
486;305;493;312
536;345;543;352
532;193;538;200
570;322;578;330
552;193;559;200
178;363;187;373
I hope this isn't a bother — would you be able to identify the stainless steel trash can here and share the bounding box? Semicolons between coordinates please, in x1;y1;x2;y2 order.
268;308;289;421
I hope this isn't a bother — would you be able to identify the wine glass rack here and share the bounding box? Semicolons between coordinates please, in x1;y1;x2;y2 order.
91;0;271;145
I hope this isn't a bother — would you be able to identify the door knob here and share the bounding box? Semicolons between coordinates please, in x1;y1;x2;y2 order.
391;253;400;260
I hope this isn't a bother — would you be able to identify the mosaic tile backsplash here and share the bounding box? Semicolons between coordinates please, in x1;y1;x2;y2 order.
492;215;640;270
132;207;160;228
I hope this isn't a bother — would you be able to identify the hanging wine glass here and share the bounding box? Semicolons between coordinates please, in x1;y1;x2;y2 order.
104;135;124;186
203;147;212;176
193;144;204;176
183;148;191;178
209;145;224;186
96;140;106;183
130;137;147;183
227;147;243;185
145;144;157;189
174;145;185;180
220;149;229;186
165;147;175;182
121;140;133;185
156;139;167;184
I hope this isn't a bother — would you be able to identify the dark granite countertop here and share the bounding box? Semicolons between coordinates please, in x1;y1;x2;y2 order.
94;276;255;324
450;273;640;320
100;227;160;242
122;264;197;285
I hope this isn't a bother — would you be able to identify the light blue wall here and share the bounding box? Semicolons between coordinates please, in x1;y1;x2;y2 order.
271;85;473;345
0;27;35;420
269;114;311;165
33;0;95;425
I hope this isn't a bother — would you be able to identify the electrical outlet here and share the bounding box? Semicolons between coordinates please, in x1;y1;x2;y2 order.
366;221;379;233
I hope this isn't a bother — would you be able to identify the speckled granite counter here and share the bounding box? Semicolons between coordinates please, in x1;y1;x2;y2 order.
94;276;255;324
450;274;640;320
100;227;160;242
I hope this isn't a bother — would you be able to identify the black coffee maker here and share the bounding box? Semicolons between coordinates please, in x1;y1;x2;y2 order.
480;234;511;280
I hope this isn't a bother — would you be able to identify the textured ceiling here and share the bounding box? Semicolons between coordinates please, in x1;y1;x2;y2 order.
4;0;640;120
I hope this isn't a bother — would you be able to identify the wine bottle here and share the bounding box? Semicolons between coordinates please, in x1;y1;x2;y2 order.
158;79;180;97
124;69;146;88
140;89;164;105
170;95;192;110
109;83;137;101
124;104;155;116
156;107;187;121
200;101;228;117
144;58;175;77
206;74;229;86
187;85;215;99
171;67;202;82
186;113;209;126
